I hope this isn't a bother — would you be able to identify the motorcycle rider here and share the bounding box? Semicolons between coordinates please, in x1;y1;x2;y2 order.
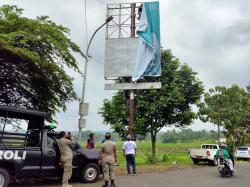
215;143;234;172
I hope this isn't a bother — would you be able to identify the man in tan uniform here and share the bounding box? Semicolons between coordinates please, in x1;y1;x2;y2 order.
58;131;75;187
99;132;117;187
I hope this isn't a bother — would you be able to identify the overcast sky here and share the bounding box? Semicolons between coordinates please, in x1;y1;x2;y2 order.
1;0;250;132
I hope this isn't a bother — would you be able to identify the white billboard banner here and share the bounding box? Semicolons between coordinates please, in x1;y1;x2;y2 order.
105;38;139;78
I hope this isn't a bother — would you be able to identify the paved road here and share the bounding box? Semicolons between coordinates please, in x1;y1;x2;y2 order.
10;162;250;187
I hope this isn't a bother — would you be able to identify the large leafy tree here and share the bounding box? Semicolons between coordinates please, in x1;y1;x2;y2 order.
0;5;84;120
99;49;204;162
198;85;250;152
198;88;226;143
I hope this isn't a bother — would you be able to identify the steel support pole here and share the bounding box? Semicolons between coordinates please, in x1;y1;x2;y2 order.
128;3;136;139
129;90;135;138
131;3;136;37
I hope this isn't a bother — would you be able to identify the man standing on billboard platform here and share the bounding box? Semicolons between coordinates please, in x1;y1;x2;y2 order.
58;131;75;187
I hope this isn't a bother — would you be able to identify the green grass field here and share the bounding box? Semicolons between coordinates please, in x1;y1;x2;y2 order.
90;140;215;166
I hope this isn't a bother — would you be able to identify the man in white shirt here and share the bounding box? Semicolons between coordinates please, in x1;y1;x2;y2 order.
123;135;137;175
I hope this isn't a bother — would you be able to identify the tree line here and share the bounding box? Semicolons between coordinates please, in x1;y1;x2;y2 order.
160;129;217;143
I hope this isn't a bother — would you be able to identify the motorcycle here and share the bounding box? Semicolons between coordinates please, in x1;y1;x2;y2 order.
217;158;233;178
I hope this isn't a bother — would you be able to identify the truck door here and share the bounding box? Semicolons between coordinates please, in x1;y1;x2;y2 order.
19;130;42;177
21;147;42;177
40;133;60;176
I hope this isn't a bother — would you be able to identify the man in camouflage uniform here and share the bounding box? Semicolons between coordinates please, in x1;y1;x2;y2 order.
99;132;117;187
58;131;75;187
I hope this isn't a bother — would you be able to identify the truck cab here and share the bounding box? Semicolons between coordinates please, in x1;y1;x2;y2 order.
0;105;101;187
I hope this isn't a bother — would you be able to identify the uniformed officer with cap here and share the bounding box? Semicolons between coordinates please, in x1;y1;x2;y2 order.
99;132;117;187
58;131;75;187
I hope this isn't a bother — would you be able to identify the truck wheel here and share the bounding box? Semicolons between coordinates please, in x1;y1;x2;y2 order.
81;163;100;183
0;168;10;187
192;158;199;165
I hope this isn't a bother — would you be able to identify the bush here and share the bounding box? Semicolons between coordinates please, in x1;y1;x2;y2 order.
161;153;172;163
144;153;178;164
145;153;154;164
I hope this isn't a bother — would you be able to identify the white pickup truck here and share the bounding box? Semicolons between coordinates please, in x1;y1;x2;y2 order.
189;144;219;166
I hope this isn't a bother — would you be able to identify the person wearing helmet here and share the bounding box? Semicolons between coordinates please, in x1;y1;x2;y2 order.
215;143;234;172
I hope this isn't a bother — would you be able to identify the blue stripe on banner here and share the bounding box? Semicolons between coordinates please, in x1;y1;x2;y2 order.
133;1;161;81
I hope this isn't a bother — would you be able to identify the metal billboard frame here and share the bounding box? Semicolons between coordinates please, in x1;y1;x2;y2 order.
106;3;142;39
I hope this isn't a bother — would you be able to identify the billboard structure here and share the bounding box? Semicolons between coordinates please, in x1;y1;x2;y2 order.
105;3;141;78
105;2;161;80
104;2;161;137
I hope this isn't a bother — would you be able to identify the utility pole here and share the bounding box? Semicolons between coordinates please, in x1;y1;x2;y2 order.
78;56;89;143
78;16;113;144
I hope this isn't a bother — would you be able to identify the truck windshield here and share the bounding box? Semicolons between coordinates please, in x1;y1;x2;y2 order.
202;145;215;149
0;117;28;133
237;147;248;151
0;105;46;131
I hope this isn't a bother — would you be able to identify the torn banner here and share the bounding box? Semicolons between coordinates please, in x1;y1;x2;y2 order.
132;1;161;81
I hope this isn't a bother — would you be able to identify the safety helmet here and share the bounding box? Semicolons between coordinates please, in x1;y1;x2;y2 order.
219;143;227;149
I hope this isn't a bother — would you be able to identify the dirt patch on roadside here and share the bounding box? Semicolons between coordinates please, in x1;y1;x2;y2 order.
115;164;202;175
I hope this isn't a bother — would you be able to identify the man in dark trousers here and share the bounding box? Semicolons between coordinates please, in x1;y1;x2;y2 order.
58;131;74;187
123;135;137;175
99;132;117;187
